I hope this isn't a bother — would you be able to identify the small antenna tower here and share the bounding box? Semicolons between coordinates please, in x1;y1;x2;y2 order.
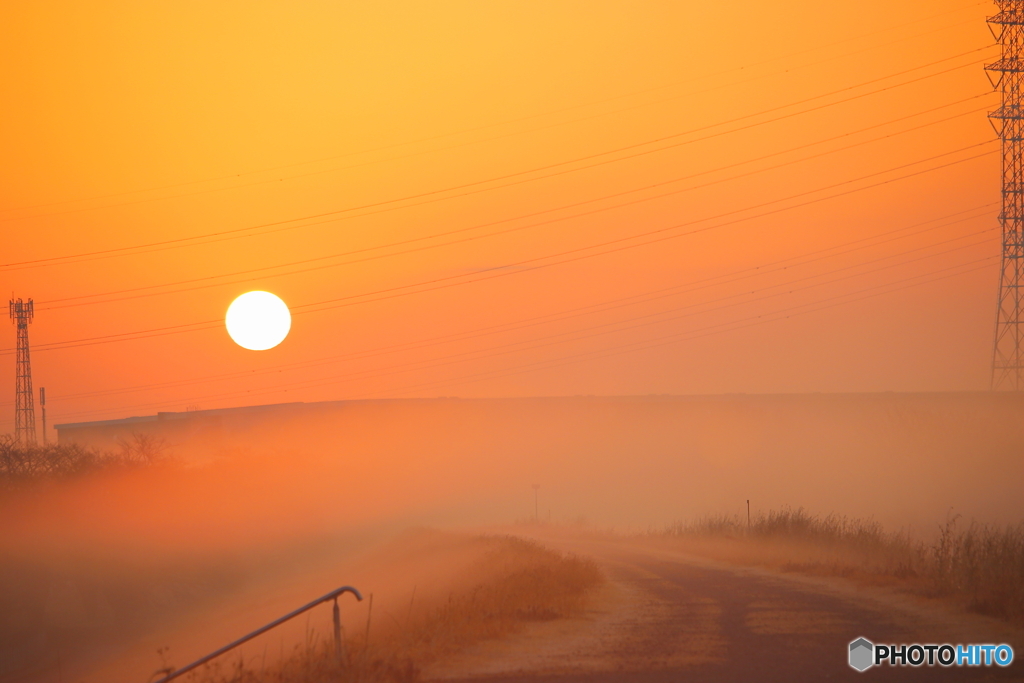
9;298;36;445
988;2;1024;389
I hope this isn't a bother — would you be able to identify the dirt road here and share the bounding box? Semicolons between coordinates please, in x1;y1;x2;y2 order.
427;538;1023;682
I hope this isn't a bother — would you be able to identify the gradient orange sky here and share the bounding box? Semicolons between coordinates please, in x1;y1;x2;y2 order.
0;0;1001;433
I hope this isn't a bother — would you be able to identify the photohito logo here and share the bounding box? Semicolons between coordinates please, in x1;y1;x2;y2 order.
848;637;1014;671
849;638;874;672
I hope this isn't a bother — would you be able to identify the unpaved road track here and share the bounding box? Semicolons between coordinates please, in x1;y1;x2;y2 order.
429;538;1023;682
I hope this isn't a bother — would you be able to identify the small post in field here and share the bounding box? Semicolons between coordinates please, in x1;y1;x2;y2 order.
746;500;751;534
364;593;373;647
332;596;344;663
40;387;47;445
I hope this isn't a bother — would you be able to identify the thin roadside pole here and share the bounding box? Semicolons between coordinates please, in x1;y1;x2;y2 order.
332;597;345;663
747;500;751;534
365;593;374;648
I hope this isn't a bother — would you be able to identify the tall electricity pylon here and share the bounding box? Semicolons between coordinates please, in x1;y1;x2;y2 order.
989;2;1024;389
9;298;36;445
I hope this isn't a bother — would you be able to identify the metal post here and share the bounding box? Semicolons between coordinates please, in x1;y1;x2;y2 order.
39;387;47;445
332;596;344;663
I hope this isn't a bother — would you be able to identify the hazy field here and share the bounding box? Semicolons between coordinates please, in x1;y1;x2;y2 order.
63;392;1022;530
3;392;1024;681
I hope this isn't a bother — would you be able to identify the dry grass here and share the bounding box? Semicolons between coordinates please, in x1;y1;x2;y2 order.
656;507;1024;627
185;535;602;683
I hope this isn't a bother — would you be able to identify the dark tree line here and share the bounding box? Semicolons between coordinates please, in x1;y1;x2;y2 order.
0;433;166;491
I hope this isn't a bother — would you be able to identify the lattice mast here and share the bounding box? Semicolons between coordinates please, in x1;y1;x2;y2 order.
988;2;1024;389
9;298;36;445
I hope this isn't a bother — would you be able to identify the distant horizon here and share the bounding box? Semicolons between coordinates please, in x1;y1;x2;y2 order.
49;387;1024;431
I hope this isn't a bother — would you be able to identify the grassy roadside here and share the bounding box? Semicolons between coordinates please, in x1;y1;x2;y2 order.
647;508;1024;628
188;535;602;683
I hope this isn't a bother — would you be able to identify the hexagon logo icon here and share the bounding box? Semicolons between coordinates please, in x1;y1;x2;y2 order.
849;637;874;672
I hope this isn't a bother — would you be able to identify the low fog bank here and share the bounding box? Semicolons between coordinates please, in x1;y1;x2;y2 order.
4;391;1024;681
27;392;1024;554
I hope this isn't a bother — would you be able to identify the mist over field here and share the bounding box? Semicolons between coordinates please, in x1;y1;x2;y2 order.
41;393;1024;532
4;392;1024;681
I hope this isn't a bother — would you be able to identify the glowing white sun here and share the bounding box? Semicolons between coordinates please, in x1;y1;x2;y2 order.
225;291;291;350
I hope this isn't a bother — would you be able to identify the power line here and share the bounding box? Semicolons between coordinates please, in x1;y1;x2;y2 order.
37;95;992;311
116;233;997;402
41;249;995;424
9;203;991;409
0;3;984;220
4;29;988;236
287;144;996;317
2;141;994;357
356;257;998;401
0;46;994;272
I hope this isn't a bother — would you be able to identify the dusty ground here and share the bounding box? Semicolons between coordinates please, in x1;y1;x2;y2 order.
426;535;1024;682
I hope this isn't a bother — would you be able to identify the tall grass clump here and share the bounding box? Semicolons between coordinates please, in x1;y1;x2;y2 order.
931;515;1024;624
668;507;916;556
187;536;602;683
662;507;1024;626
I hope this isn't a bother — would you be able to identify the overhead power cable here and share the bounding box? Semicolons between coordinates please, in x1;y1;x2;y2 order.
287;143;996;316
0;45;994;272
0;141;994;356
5;202;992;408
43;249;996;422
357;256;997;400
0;3;984;220
37;95;993;311
97;232;997;402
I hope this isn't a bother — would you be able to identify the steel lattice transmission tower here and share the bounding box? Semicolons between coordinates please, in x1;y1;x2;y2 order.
988;2;1024;389
9;298;36;445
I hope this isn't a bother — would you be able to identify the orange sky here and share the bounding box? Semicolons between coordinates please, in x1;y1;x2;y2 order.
0;0;1002;433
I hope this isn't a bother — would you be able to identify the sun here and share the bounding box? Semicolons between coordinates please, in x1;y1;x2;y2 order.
225;291;291;350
